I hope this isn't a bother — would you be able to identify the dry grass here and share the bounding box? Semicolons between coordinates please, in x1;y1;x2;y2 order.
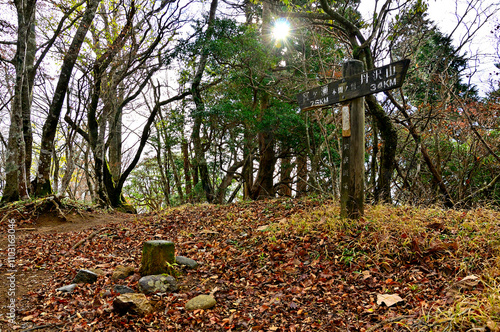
273;201;500;331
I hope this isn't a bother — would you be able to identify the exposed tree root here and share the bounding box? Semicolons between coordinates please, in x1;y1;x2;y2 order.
72;227;111;250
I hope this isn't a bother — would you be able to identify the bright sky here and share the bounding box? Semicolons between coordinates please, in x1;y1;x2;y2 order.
427;0;499;95
360;0;499;96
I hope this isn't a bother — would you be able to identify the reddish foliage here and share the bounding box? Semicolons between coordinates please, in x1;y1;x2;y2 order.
0;199;484;331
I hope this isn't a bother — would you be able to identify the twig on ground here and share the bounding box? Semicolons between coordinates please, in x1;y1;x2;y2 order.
21;323;65;332
367;315;413;332
72;227;111;250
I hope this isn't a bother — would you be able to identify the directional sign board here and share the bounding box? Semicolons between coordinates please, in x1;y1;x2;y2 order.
297;59;410;111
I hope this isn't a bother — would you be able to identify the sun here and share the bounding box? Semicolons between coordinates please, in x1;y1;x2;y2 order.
272;18;291;41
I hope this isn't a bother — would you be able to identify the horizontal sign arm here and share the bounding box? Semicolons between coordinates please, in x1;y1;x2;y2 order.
297;59;410;111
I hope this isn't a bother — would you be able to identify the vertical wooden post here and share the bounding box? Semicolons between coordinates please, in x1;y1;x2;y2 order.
341;60;365;219
297;59;409;217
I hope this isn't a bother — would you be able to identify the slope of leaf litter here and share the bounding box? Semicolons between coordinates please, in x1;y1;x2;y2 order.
2;198;500;331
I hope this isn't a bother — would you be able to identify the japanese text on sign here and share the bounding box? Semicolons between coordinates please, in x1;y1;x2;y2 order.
297;59;410;111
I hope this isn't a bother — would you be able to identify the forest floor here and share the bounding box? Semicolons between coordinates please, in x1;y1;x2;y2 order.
0;197;499;331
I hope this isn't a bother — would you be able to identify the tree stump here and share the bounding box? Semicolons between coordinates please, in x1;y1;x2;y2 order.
139;240;175;276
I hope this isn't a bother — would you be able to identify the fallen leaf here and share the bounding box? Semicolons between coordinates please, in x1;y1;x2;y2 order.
376;294;404;307
257;225;270;231
487;320;499;332
454;275;480;289
9;198;497;331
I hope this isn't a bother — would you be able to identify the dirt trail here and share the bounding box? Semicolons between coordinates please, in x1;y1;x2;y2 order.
0;211;136;329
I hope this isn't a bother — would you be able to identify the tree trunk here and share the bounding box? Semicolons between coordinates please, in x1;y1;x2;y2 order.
191;117;214;202
34;0;100;196
190;0;219;203
279;156;293;197
181;139;192;202
92;98;111;206
52;147;60;193
4;108;27;201
2;0;37;202
192;164;199;188
155;129;171;207
250;94;276;200
242;130;254;200
370;118;379;201
23;17;36;186
60;141;80;195
247;0;277;201
167;145;184;203
83;145;95;202
296;153;308;197
251;132;276;199
108;102;123;183
366;94;396;203
227;182;242;204
215;160;245;203
85;4;135;206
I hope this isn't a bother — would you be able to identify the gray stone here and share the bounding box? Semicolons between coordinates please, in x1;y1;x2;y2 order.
113;285;135;294
185;294;216;311
176;256;199;269
138;274;178;294
113;293;153;315
112;265;135;280
56;284;77;293
72;269;98;284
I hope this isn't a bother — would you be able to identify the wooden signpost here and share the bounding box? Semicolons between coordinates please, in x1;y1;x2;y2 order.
297;59;410;219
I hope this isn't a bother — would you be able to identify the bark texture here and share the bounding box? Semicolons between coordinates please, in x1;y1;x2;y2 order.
34;0;101;196
190;0;219;203
2;0;37;202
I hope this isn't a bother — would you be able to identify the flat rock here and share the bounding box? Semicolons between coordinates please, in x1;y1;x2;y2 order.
138;274;178;294
112;265;135;280
185;294;216;311
56;284;77;293
72;269;98;284
113;285;135;294
113;293;153;315
176;256;199;269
